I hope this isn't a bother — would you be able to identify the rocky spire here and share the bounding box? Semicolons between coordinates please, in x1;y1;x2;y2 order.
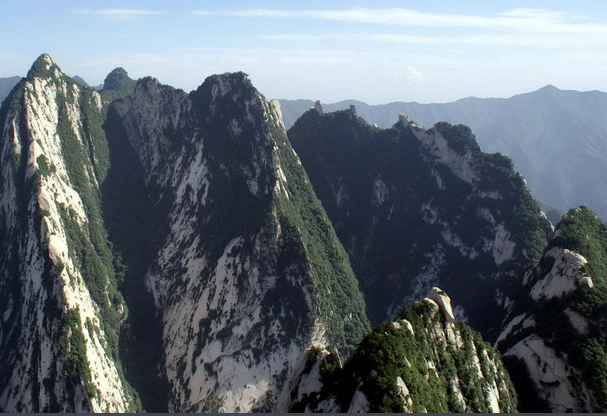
427;287;456;323
27;53;59;79
314;100;323;114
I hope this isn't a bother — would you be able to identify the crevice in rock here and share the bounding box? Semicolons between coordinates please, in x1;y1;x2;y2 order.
101;105;170;412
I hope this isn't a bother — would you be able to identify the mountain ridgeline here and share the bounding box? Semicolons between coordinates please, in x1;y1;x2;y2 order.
1;54;607;413
288;107;552;334
0;54;139;412
279;89;607;225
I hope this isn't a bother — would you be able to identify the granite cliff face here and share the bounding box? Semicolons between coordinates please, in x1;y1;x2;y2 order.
108;72;369;412
496;206;607;412
287;108;552;334
0;54;137;412
0;55;369;412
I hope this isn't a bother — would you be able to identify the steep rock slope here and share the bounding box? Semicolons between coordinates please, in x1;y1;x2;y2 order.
288;109;552;335
292;288;518;413
0;55;139;412
109;74;369;412
0;55;370;412
496;206;607;412
279;86;607;222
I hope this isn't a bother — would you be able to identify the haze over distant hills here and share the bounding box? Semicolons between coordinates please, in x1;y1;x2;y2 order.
279;86;607;222
0;76;20;105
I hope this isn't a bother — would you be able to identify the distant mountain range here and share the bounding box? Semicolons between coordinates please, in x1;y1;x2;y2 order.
279;86;607;222
0;76;20;104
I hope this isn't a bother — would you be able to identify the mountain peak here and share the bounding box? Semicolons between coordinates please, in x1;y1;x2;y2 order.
100;67;136;100
190;71;257;112
35;53;55;66
27;53;60;80
536;84;561;94
103;67;134;91
204;71;253;94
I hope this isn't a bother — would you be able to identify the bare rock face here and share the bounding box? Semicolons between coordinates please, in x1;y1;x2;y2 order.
503;335;594;412
0;54;135;412
427;287;456;323
529;248;592;300
270;99;286;130
313;100;323;114
0;55;370;413
105;72;370;412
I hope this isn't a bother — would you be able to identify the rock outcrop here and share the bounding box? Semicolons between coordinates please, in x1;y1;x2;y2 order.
496;207;607;412
528;248;593;300
292;288;518;413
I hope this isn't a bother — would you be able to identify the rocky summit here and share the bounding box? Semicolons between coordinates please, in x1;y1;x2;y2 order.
1;54;607;413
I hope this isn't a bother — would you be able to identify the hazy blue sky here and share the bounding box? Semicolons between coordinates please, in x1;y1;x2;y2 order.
2;1;607;103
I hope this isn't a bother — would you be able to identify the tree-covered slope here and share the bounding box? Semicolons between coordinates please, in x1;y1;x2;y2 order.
288;108;552;336
496;206;607;412
100;68;136;102
292;288;518;413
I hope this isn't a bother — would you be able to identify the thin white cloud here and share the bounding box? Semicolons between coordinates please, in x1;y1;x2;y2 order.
74;9;163;20
406;66;422;80
260;32;605;50
193;7;607;35
54;44;607;104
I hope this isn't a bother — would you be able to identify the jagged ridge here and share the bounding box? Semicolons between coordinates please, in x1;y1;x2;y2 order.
287;108;552;335
0;54;371;413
